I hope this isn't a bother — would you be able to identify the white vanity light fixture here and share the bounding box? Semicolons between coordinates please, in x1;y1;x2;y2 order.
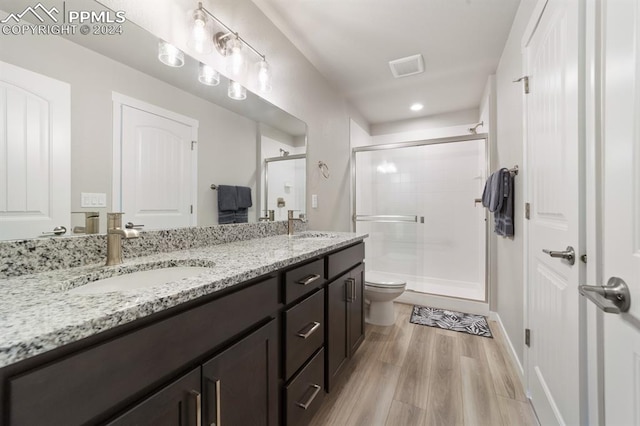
195;2;272;94
257;59;272;93
198;62;221;86
188;8;213;54
410;103;424;111
228;80;247;100
158;41;185;67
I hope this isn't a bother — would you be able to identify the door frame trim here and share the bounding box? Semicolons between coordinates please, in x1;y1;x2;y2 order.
111;92;199;224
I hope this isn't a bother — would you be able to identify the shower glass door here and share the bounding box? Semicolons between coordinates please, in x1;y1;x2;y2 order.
353;138;487;301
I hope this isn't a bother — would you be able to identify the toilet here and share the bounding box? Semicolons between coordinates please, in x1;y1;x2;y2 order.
364;271;407;326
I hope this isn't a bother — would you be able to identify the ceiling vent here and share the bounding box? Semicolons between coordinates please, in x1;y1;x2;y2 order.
389;54;424;78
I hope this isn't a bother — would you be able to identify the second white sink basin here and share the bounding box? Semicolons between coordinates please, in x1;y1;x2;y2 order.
68;267;213;295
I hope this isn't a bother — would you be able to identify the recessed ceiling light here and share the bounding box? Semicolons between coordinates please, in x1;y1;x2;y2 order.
410;103;423;111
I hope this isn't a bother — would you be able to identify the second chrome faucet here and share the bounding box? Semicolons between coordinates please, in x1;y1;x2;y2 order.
287;210;306;236
106;213;140;266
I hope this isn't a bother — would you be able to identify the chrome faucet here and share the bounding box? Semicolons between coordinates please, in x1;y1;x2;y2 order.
259;210;275;222
287;210;306;236
106;213;140;266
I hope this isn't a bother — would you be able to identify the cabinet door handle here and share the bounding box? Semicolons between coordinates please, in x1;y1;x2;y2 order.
346;278;355;302
190;390;202;426
214;379;221;426
297;274;321;285
296;384;322;410
296;321;321;339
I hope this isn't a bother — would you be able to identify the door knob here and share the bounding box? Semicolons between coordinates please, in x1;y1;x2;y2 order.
41;226;67;236
579;277;631;313
542;246;575;265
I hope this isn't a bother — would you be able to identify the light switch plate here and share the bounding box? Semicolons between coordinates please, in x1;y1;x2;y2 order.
312;194;318;209
81;193;107;208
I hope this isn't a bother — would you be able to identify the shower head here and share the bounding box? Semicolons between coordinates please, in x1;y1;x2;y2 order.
468;121;484;134
279;148;289;157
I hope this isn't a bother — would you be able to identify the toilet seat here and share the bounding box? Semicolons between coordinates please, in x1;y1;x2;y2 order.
365;271;406;289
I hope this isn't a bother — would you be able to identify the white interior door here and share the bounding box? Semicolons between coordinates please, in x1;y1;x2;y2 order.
600;0;640;423
524;0;582;424
0;60;70;240
117;100;197;230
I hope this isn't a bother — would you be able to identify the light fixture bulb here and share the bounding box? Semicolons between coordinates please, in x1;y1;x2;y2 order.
188;9;212;54
158;41;185;67
257;59;272;93
228;80;247;100
226;36;244;76
198;63;220;86
410;103;424;111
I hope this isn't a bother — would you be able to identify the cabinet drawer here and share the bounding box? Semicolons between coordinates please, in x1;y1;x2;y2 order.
284;258;325;304
285;348;325;426
9;277;278;426
327;242;364;280
284;289;324;380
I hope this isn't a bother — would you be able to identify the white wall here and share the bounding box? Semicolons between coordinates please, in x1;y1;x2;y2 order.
102;0;360;231
1;31;259;229
370;108;480;143
492;0;538;366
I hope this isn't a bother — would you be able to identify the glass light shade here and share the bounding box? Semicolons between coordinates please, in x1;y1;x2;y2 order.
225;37;245;76
158;41;184;67
188;9;212;54
198;63;220;86
228;80;247;100
257;59;272;93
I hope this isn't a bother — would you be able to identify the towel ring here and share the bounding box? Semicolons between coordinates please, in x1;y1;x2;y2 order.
318;161;330;179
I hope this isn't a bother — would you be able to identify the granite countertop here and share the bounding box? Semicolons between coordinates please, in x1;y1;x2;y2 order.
0;232;367;368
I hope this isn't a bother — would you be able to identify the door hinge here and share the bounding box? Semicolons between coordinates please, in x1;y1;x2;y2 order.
513;76;530;94
525;328;531;347
190;205;193;214
191;140;197;151
525;202;530;220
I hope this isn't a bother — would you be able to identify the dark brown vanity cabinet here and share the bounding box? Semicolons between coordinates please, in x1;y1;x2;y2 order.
325;243;365;392
0;240;366;426
108;320;278;426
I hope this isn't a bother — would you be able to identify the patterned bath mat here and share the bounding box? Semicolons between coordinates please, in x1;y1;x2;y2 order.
410;305;493;338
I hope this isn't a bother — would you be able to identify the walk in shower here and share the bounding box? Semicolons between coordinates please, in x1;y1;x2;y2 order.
353;135;487;301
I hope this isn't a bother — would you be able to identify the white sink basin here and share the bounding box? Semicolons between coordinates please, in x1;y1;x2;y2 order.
68;267;213;295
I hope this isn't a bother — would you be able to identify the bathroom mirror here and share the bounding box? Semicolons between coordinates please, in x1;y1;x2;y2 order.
0;0;307;240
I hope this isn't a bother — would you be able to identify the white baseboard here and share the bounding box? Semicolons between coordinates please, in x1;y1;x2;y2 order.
489;311;525;379
396;290;489;316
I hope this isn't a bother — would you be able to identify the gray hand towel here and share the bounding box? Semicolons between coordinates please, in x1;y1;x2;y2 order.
482;169;507;213
236;186;252;209
494;169;514;237
218;185;237;211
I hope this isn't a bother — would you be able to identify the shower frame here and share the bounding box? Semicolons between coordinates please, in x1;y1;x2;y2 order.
350;133;491;303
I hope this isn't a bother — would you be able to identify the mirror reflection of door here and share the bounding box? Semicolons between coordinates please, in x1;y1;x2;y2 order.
0;61;70;240
113;94;198;230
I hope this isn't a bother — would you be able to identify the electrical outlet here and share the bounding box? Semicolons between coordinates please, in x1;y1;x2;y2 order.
312;194;318;209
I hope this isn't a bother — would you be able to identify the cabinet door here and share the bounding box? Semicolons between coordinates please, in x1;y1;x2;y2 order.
326;271;349;392
107;368;201;426
348;264;365;356
202;320;278;426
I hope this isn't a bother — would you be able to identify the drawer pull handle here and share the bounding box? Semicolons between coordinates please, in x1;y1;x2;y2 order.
296;384;322;410
346;278;356;302
190;390;202;426
296;321;321;339
297;274;321;285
